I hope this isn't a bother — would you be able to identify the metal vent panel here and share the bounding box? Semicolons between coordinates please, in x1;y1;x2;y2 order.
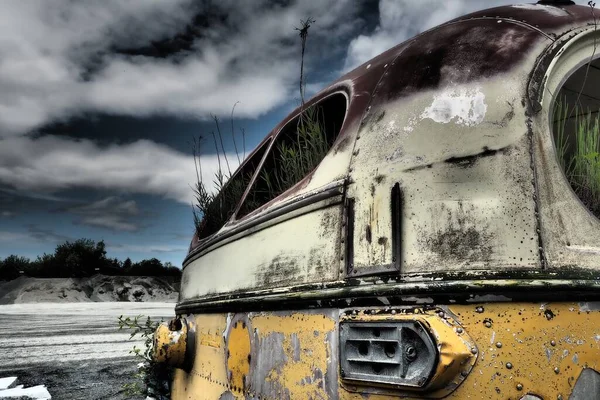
340;321;437;387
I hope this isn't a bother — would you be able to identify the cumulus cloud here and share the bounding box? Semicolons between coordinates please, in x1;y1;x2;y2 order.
0;135;235;205
0;0;360;137
343;0;512;71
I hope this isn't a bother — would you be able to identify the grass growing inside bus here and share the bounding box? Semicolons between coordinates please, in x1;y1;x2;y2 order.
555;98;600;217
258;105;329;201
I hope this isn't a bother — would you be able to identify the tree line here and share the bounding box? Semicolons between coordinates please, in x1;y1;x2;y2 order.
0;238;181;281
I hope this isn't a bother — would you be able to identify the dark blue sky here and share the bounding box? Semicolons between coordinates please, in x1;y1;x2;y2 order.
0;0;516;266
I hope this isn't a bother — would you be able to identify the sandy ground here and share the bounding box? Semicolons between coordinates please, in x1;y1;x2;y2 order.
0;302;176;399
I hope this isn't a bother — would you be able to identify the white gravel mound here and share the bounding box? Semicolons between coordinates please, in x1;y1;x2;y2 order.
0;275;179;304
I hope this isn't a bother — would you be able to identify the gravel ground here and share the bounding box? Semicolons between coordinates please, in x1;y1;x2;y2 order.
0;302;176;399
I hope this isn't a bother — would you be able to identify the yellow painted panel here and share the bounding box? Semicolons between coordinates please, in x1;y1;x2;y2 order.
171;303;600;400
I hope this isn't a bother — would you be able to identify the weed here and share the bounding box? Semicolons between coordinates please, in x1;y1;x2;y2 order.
555;98;600;217
118;314;172;399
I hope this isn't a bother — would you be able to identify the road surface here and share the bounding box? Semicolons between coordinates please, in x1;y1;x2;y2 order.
0;302;176;399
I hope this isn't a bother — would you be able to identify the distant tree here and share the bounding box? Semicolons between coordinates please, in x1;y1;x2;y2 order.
28;253;56;277
123;257;133;270
0;255;29;281
53;238;109;277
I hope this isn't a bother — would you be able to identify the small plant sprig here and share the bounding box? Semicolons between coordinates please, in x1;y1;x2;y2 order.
118;314;172;399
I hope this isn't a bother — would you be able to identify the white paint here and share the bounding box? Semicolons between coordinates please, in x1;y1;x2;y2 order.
222;313;234;340
512;4;568;17
421;87;487;127
567;245;600;254
0;378;17;390
0;385;51;399
170;330;181;345
403;116;417;133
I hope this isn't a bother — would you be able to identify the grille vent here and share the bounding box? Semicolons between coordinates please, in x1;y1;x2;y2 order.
340;321;437;387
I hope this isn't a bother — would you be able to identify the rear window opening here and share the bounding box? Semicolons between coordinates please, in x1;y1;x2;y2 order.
237;92;347;218
194;140;269;240
552;57;600;219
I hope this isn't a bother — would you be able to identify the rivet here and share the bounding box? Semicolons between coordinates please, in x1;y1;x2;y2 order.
551;340;556;346
471;347;478;354
461;370;468;377
391;310;397;315
438;311;445;318
557;395;563;400
476;306;484;313
352;310;357;315
506;362;513;369
496;342;502;348
517;383;523;391
484;321;492;328
456;327;463;334
554;367;560;374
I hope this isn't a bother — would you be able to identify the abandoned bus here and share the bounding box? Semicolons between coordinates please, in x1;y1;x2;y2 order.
153;2;600;399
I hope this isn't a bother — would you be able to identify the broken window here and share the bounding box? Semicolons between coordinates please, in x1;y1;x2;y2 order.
194;139;269;239
237;92;347;218
553;57;600;218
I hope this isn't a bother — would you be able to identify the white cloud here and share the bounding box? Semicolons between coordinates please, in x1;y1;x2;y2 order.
0;135;235;205
0;0;359;137
343;0;514;71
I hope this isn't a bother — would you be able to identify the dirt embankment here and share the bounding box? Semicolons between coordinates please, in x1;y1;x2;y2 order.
0;275;180;304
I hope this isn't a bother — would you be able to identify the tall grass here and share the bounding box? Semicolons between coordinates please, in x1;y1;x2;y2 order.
555;97;600;217
258;105;328;200
192;112;249;239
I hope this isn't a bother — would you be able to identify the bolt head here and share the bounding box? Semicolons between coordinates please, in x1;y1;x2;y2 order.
471;347;478;354
496;342;502;348
484;321;492;328
506;362;513;369
554;367;560;374
476;306;484;313
456;327;464;334
551;340;556;346
391;310;397;315
517;383;523;391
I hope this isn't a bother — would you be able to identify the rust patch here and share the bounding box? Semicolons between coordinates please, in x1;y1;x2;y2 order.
365;225;372;244
256;255;301;287
444;146;509;168
374;174;386;184
422;202;494;263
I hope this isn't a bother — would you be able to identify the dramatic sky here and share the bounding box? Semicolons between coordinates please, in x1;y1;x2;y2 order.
0;0;532;266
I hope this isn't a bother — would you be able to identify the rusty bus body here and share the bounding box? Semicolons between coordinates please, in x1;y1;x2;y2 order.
155;2;600;399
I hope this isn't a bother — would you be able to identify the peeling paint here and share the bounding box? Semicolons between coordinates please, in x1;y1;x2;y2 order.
421;87;487;126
